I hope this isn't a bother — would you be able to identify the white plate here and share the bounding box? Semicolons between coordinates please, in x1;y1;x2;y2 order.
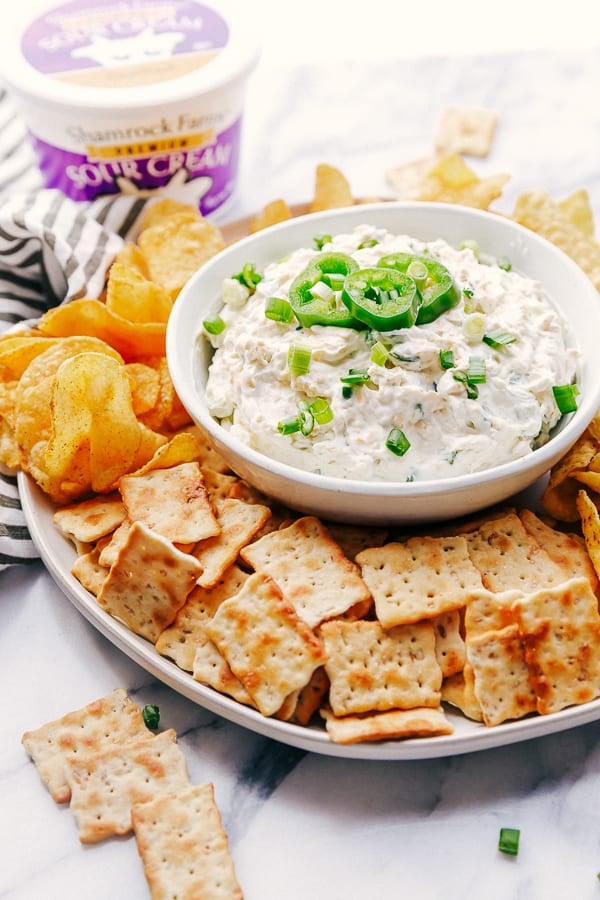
20;470;600;760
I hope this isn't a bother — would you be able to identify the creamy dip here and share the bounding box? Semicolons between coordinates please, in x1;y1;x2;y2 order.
204;225;578;482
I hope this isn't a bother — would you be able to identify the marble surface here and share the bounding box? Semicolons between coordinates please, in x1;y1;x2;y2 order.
3;46;600;900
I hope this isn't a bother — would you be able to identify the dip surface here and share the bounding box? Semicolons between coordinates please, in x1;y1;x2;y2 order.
204;225;578;482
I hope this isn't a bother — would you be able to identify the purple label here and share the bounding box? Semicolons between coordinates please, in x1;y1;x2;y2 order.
22;0;228;78
29;117;242;215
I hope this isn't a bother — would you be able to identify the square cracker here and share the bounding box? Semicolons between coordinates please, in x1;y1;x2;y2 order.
321;706;453;745
119;461;220;545
512;576;600;715
240;516;371;628
192;636;255;707
132;782;243;900
320;619;442;717
53;493;126;543
21;688;147;804
466;624;537;727
356;535;482;628
155;565;249;671
193;497;271;588
67;729;189;843
465;511;566;593
519;507;598;592
205;572;326;717
97;521;202;642
432;609;466;678
464;588;523;639
434;106;498;157
71;547;109;597
441;669;483;722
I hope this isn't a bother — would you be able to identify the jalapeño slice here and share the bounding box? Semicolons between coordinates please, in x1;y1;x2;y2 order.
378;252;461;324
341;267;420;331
288;252;362;328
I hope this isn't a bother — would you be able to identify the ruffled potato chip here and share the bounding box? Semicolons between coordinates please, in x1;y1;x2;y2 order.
250;198;292;233
309;163;354;212
542;430;599;522
37;299;167;360
106;247;173;325
558;188;595;237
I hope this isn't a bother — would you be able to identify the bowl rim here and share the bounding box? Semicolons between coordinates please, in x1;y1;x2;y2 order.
167;200;600;497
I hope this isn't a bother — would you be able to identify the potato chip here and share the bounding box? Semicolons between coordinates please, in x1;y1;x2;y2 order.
0;334;61;380
106;254;173;324
125;362;161;417
542;430;599;521
137;213;225;299
512;189;600;290
250;198;292;233
434;107;498;158
129;431;203;475
576;490;600;581
139;197;202;232
427;154;480;189
385;156;441;199
37;299;167;360
558;188;595;237
418;155;510;210
309;163;354;212
44;352;154;499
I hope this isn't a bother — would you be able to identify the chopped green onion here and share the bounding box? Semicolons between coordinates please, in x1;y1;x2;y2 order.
203;316;226;335
371;340;390;366
386;427;411;457
232;262;262;293
142;704;160;730
483;330;517;349
463;284;474;299
467;356;487;384
453;370;479;400
287;344;312;376
313;233;332;251
309;397;333;424
277;416;301;435
323;272;346;290
407;259;428;290
460;239;480;259
265;296;295;323
463;312;487;342
497;255;512;271
298;403;315;436
342;385;353;399
439;348;455;370
358;238;379;249
309;280;334;302
462;282;476;313
498;827;520;856
553;383;579;414
340;368;372;386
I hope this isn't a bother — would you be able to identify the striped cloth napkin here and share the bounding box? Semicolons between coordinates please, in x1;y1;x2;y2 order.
0;87;150;569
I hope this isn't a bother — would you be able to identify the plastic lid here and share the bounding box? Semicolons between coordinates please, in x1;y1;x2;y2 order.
0;0;260;110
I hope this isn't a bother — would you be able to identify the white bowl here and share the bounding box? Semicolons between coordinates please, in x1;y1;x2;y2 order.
167;201;600;525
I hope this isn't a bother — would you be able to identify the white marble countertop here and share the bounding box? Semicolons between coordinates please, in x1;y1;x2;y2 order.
3;34;600;900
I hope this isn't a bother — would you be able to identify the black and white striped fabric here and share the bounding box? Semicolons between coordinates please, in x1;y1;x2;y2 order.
0;87;150;569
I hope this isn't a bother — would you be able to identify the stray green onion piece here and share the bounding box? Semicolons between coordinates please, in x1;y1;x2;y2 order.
342;385;353;399
483;330;517;349
277;397;333;438
265;296;295;323
453;370;479;400
313;233;332;251
386;427;411;457
358;238;379;249
497;255;512;271
142;704;160;730
498;827;520;856
287;344;312;376
439;348;455;370
460;239;480;259
298;404;315;436
553;383;579;414
203;315;226;336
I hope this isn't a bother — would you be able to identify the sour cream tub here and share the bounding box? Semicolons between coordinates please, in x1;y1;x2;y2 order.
0;0;259;217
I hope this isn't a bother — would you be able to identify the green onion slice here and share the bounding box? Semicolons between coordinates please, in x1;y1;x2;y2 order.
498;827;520;856
142;704;160;730
298;402;315;436
277;416;301;435
232;262;262;292
483;330;517;349
553;383;579;414
265;296;295;323
340;368;372;386
453;370;479;399
497;255;512;271
342;385;353;399
313;233;332;251
407;259;428;290
439;348;455;370
358;238;379;249
203;316;226;335
371;341;391;366
287;344;312;376
467;356;487;384
386;427;411;457
309;397;333;424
